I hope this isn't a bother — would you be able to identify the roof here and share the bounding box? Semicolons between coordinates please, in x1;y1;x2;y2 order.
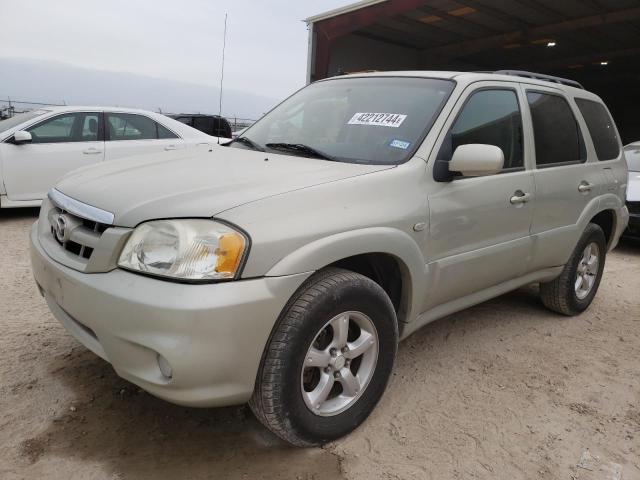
168;113;226;119
305;0;387;23
306;0;640;80
323;70;599;97
38;105;167;115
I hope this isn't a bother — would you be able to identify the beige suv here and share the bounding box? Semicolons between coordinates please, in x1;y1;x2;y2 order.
30;71;629;447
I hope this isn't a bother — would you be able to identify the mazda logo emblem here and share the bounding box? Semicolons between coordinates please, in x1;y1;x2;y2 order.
54;214;68;243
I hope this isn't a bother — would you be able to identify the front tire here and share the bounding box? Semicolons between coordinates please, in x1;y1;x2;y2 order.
250;268;398;447
540;223;607;316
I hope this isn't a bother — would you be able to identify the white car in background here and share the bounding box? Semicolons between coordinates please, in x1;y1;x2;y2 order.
0;107;217;208
624;141;640;237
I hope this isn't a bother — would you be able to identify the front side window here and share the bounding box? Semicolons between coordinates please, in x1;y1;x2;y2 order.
527;92;584;166
27;112;101;144
439;89;524;170
231;77;455;165
575;98;620;161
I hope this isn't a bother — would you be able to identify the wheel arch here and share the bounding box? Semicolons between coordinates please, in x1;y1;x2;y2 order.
589;209;615;248
265;227;426;330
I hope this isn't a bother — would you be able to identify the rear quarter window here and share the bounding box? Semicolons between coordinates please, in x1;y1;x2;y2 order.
575;98;620;161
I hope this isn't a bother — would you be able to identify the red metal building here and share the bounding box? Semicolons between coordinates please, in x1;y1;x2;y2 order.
305;0;640;143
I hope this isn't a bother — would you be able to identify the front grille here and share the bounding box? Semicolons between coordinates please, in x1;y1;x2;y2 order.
48;206;109;261
628;201;640;215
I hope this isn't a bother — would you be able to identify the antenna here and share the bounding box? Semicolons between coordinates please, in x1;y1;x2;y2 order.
217;13;228;145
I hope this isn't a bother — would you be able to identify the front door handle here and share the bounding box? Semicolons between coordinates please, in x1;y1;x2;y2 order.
510;190;531;205
578;181;593;193
83;147;102;155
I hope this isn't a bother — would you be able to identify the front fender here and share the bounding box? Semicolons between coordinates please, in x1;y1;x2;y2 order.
266;227;427;325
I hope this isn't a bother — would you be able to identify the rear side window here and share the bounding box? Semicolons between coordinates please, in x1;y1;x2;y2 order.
575;98;620;161
107;113;178;140
107;113;156;140
527;92;584;167
214;117;232;138
194;116;214;135
157;123;178;139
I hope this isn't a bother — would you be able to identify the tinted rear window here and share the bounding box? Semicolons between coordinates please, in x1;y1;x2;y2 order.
527;92;584;167
575;98;620;161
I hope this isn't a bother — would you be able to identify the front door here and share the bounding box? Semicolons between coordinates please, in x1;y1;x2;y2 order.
1;112;104;201
424;83;535;310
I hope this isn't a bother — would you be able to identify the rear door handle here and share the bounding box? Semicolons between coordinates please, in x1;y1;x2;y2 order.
164;145;177;151
510;190;531;205
83;147;102;155
578;181;593;193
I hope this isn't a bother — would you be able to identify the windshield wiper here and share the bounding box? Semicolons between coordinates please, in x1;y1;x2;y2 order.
265;143;335;161
227;136;265;152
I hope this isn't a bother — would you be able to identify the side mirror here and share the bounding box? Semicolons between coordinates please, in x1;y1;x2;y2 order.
13;131;33;144
449;144;504;177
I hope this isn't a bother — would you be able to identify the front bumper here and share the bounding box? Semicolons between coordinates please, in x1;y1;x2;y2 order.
30;222;311;407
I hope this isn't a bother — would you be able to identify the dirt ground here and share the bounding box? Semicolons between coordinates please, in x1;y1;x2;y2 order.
1;207;639;480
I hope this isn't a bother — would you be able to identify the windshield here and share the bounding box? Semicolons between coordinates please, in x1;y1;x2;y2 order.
0;110;49;136
231;77;455;165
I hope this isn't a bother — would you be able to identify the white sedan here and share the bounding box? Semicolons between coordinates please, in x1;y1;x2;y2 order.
625;141;639;237
0;106;218;208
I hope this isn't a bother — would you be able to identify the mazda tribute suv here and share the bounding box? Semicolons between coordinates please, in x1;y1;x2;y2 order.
30;71;629;446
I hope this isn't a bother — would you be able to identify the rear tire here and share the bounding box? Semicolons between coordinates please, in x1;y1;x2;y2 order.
540;223;606;316
250;267;398;447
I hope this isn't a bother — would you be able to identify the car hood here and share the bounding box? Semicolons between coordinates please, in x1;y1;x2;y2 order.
55;146;393;227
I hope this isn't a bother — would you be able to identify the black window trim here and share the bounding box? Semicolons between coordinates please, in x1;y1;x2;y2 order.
574;96;621;162
104;112;181;141
525;88;587;169
433;85;527;182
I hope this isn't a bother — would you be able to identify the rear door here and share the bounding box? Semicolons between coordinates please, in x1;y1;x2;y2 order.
2;111;104;201
104;112;185;161
524;85;606;270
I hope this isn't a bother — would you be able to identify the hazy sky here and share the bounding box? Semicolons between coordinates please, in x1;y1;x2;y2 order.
0;0;354;101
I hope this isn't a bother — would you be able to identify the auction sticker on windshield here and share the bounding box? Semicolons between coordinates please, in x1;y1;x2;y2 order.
348;113;407;128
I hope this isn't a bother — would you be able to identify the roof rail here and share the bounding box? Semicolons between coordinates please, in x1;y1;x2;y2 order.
494;70;585;89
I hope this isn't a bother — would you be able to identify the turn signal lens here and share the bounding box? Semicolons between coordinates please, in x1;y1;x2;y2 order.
215;232;246;275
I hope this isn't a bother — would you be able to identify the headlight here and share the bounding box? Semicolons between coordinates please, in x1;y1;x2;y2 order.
118;219;248;281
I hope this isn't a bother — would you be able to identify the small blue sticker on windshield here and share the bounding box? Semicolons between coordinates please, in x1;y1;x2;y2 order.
390;139;411;150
